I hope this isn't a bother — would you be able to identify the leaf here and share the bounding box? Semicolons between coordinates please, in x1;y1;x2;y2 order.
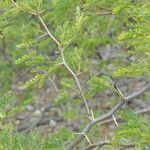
88;75;113;97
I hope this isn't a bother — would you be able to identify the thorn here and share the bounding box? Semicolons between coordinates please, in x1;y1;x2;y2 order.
114;86;124;99
112;115;119;127
11;0;19;7
85;135;92;145
90;109;95;120
37;33;48;39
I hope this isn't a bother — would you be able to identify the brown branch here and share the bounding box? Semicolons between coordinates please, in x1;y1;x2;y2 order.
66;83;150;150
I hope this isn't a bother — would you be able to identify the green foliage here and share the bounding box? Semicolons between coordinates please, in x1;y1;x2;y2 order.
44;128;76;149
14;51;52;88
88;75;113;97
56;10;87;47
0;60;14;91
0;125;46;150
0;125;76;150
54;90;70;106
0;91;31;119
114;59;150;77
111;111;150;149
0;0;149;149
113;1;150;77
65;47;88;72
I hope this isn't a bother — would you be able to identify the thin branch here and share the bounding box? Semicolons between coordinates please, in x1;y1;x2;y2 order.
84;140;110;150
37;15;61;46
66;83;150;150
119;144;135;150
37;33;48;39
11;0;19;7
84;141;135;150
135;107;150;114
11;0;37;15
37;14;90;114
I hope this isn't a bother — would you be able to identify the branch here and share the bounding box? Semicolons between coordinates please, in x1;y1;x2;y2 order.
16;106;150;132
66;83;150;150
37;15;90;114
37;16;61;46
100;107;150;125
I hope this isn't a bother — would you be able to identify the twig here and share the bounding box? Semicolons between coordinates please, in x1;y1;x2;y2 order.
37;16;61;46
112;115;119;127
11;0;19;7
66;83;150;150
119;144;135;150
135;107;150;114
37;15;90;114
37;33;48;39
84;140;110;150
